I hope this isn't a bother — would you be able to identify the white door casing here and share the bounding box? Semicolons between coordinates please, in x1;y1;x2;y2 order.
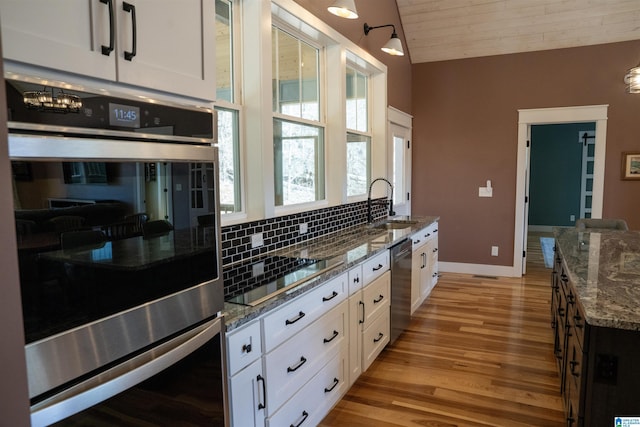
388;107;412;217
515;105;608;276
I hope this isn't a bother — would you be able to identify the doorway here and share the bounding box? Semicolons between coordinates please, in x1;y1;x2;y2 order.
514;105;608;276
526;123;595;271
388;107;412;217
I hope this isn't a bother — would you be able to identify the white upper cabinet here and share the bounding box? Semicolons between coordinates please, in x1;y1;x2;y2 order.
0;0;216;101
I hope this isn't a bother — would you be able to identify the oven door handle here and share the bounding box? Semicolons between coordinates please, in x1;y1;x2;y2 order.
30;316;224;427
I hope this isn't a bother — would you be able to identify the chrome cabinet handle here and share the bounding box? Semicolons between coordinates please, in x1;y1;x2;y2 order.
100;0;114;55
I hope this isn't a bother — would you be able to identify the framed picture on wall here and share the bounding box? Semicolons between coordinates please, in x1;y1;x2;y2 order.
621;152;640;180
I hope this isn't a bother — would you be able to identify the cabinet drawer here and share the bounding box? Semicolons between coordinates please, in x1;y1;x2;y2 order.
262;273;347;352
412;222;438;249
362;304;390;372
348;265;363;296
362;250;389;284
264;300;347;413
227;320;262;376
266;349;347;427
362;271;391;327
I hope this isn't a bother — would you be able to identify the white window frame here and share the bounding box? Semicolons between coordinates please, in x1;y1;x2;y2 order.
216;0;246;225
345;60;372;199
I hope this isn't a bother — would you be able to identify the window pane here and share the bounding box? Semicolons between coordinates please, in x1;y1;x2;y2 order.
347;133;370;197
393;135;405;205
215;0;233;103
216;107;241;213
346;67;368;132
274;118;325;206
272;27;319;121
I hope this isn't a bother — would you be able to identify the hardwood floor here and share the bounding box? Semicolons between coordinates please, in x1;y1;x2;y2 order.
320;235;564;427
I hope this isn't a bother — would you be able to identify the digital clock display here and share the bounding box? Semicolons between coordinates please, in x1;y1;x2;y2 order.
109;103;140;128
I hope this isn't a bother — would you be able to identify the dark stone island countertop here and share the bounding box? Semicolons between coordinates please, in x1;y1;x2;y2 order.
224;215;439;331
554;227;640;331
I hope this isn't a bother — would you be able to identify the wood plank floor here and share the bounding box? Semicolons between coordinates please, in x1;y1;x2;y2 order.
319;235;564;427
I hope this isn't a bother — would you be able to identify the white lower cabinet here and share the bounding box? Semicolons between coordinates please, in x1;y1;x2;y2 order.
348;255;391;386
266;349;347;427
229;358;266;427
411;222;439;314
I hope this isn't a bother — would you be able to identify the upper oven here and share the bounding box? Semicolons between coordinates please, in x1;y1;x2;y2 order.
6;73;226;425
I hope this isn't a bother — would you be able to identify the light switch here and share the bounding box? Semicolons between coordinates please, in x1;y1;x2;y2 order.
479;187;493;197
251;232;264;248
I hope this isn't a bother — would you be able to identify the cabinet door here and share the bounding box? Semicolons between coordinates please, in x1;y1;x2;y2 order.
411;248;424;314
347;292;363;386
0;0;116;80
114;0;216;100
421;238;436;301
229;358;266;427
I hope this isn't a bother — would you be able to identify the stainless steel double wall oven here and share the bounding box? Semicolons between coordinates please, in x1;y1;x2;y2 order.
7;72;227;426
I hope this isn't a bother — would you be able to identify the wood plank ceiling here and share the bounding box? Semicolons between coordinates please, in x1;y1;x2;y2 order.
396;0;640;63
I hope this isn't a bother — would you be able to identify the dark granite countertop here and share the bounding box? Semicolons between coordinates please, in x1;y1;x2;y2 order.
224;215;439;331
554;227;640;331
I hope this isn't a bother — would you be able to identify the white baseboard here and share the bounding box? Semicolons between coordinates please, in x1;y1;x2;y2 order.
439;261;519;278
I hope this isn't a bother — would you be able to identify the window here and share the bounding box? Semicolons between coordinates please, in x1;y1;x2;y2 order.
215;0;242;214
346;65;370;197
272;26;324;207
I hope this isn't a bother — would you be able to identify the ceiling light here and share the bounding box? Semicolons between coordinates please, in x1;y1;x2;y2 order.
364;23;404;57
328;0;358;19
624;65;640;93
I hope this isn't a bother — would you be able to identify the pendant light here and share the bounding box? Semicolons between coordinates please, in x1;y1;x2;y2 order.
328;0;358;19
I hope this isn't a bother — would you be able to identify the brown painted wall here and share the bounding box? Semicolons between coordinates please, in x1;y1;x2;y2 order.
412;40;640;266
293;0;412;114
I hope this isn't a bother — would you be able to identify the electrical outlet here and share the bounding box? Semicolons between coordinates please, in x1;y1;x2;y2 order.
252;261;265;277
299;223;308;234
491;246;499;256
251;232;264;248
570;214;575;222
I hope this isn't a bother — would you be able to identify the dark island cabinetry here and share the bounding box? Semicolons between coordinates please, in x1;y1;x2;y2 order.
552;228;640;426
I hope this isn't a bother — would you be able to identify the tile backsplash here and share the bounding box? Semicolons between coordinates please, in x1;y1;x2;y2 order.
221;198;389;267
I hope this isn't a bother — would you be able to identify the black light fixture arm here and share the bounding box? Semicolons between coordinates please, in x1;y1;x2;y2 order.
364;23;397;36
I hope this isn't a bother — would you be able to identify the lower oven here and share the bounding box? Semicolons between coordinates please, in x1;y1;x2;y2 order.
6;72;227;426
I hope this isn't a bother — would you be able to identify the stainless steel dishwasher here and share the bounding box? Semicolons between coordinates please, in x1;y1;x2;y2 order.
390;238;412;344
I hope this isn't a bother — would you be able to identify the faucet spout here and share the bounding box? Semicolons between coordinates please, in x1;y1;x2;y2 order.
367;177;395;223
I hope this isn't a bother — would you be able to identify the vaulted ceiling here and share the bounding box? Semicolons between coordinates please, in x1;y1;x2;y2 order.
396;0;640;63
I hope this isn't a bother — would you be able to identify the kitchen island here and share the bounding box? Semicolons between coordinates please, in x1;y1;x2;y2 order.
552;228;640;426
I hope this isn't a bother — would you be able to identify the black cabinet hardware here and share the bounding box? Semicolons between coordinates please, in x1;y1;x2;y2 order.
323;330;339;343
287;356;307;373
324;378;339;393
285;311;306;325
123;2;137;60
322;291;338;302
100;0;114;55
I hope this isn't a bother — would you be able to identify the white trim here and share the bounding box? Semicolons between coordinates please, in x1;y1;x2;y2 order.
388;106;413;128
514;105;608;276
528;225;556;233
439;262;515;278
